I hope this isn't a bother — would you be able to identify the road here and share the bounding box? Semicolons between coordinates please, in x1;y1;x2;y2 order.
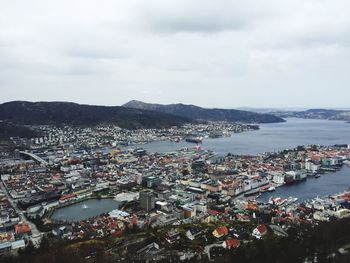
0;180;43;246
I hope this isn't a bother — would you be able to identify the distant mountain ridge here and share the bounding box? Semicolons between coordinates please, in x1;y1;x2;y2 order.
0;101;190;129
271;109;350;121
123;100;285;123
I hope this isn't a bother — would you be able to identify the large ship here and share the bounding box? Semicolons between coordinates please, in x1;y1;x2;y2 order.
244;188;260;197
294;172;307;182
185;137;203;144
284;174;294;185
284;171;307;184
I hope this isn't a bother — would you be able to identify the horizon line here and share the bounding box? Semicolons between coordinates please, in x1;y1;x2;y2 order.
0;99;349;111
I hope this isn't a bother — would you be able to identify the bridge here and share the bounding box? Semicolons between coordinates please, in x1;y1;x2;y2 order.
19;151;49;166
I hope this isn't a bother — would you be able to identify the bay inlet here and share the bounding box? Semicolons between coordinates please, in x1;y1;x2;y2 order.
130;118;350;155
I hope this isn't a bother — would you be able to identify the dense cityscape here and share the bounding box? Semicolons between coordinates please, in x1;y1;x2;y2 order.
1;121;350;262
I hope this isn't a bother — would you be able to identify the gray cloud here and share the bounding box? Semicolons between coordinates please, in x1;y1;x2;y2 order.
145;11;247;33
150;18;244;33
0;0;350;108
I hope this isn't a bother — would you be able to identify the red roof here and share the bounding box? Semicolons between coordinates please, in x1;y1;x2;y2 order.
208;209;220;216
225;238;241;248
236;214;249;220
257;224;267;234
243;202;259;210
60;194;76;201
15;223;31;235
215;226;228;236
112;229;123;237
0;233;13;241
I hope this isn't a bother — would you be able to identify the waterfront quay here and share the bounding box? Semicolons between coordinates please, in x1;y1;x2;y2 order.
0;128;350;260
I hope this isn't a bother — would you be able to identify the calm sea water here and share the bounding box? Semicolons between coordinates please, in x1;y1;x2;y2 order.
133;118;350;155
51;199;119;222
258;166;350;202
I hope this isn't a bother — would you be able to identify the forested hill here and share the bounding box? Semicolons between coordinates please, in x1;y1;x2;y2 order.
123;100;285;123
0;101;191;129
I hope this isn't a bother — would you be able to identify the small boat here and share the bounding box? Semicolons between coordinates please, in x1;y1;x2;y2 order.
315;174;320;179
260;185;270;192
285;197;298;205
82;204;88;209
268;186;276;192
268;197;287;206
344;160;350;167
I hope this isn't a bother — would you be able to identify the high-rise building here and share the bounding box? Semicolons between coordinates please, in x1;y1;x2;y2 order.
141;176;162;188
140;191;155;211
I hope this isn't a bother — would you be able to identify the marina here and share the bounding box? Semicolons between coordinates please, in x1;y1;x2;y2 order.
258;166;350;203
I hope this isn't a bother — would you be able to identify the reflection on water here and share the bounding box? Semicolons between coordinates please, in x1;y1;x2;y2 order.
51;199;119;222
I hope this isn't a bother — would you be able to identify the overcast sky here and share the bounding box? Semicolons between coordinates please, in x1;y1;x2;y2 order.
0;0;350;108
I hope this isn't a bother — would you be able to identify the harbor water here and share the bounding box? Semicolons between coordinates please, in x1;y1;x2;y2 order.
258;166;350;203
131;118;350;155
